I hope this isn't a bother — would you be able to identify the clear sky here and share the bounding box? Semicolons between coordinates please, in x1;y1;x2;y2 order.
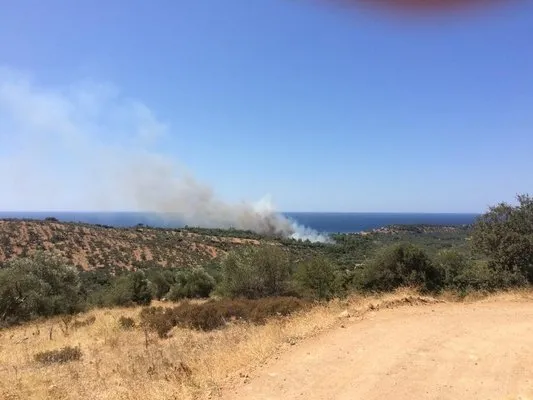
0;0;532;213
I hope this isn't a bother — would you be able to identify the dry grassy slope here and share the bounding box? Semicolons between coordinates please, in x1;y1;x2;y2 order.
0;298;346;400
2;291;532;400
0;220;263;270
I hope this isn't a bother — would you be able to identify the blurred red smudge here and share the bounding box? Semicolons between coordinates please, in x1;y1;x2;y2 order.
319;0;508;14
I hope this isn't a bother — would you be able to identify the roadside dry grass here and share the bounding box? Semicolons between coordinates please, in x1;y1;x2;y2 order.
2;289;532;400
0;299;343;400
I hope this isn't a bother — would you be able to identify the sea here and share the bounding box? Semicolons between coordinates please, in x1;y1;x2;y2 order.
0;211;479;234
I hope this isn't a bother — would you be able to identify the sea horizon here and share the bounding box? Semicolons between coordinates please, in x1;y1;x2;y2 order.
0;211;480;234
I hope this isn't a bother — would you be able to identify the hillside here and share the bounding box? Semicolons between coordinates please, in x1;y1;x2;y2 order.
0;219;265;270
0;219;473;271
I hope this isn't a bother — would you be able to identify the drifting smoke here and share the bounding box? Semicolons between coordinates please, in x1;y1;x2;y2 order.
0;68;328;242
121;157;328;241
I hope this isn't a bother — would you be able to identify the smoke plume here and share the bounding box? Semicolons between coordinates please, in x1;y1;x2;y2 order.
0;68;328;242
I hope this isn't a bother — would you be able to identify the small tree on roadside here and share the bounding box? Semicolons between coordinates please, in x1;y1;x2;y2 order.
433;250;503;292
218;246;291;299
167;267;216;300
434;249;470;287
472;194;533;283
253;245;291;297
358;243;443;292
295;256;339;300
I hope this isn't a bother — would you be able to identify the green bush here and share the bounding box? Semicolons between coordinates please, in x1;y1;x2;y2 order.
357;243;443;292
294;257;340;300
202;259;223;283
79;269;114;300
166;267;215;300
472;194;533;283
453;261;501;292
428;249;528;293
218;246;291;299
146;270;173;300
0;253;84;326
131;271;152;306
98;276;136;307
253;246;292;297
434;250;471;287
97;272;153;307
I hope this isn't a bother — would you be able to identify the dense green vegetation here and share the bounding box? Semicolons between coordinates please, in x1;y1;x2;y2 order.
1;194;532;328
472;194;533;283
0;253;85;326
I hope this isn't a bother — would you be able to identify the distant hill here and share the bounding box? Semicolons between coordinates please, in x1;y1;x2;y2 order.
369;224;472;235
0;219;473;271
0;219;266;270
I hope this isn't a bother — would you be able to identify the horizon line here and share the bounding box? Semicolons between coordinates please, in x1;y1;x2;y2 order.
0;210;482;215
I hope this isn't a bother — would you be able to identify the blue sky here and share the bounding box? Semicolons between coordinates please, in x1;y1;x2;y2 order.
0;0;532;213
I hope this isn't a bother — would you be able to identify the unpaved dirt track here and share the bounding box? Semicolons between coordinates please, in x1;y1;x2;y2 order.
223;300;533;400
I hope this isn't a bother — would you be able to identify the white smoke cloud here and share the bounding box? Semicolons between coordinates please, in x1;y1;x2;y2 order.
0;67;329;242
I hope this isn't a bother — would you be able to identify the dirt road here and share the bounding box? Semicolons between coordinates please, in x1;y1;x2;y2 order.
223;299;533;400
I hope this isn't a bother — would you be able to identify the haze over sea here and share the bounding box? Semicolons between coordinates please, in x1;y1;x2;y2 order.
0;212;478;234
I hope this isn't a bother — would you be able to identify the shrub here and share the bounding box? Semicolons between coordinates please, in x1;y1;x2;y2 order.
166;267;216;300
140;306;175;338
146;270;173;300
294;257;340;300
203;259;223;283
472;194;533;283
97;272;153;308
452;261;502;292
79;269;114;300
131;271;152;306
175;301;226;331
140;297;307;335
434;250;471;287
435;250;528;293
118;316;136;330
247;297;307;323
0;253;84;327
218;246;291;299
357;243;443;292
34;346;82;364
218;249;257;298
447;262;524;295
72;315;96;329
99;276;136;307
253;246;292;297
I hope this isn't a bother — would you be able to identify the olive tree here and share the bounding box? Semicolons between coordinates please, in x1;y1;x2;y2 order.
472;194;533;283
0;252;83;326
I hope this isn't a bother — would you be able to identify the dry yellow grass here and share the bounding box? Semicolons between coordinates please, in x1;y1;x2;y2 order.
2;289;532;400
0;299;345;400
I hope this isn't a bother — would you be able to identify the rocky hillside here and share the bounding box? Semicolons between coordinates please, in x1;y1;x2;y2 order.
0;219;264;270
